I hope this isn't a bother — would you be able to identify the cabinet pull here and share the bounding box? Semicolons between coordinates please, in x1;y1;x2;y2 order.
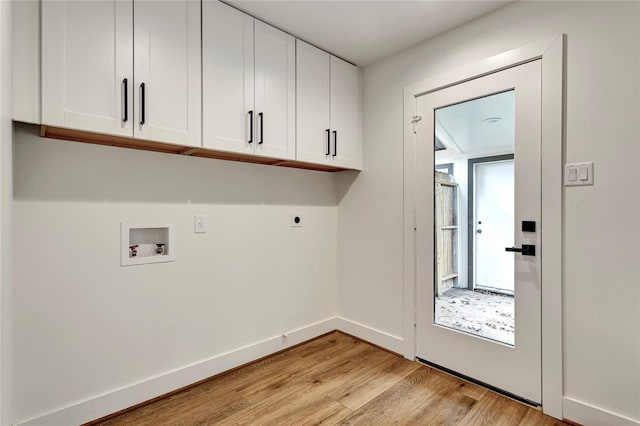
139;82;146;126
332;130;337;157
258;112;264;144
326;129;331;156
248;110;253;143
122;78;128;122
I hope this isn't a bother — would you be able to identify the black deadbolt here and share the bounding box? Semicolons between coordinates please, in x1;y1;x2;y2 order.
522;221;536;232
294;217;301;224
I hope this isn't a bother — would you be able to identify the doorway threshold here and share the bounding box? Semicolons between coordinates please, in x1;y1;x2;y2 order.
474;286;515;297
416;357;540;408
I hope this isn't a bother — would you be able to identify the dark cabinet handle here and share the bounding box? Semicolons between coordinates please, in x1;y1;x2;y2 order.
122;78;128;122
326;129;330;155
258;112;264;144
139;82;145;126
332;130;337;157
248;110;253;143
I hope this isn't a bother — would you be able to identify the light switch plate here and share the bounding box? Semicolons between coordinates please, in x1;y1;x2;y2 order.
565;162;594;186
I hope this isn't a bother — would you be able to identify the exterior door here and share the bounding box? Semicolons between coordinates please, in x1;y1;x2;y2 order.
415;60;542;404
474;159;515;293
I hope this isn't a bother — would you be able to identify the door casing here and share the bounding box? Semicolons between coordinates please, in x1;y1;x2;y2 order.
403;35;564;419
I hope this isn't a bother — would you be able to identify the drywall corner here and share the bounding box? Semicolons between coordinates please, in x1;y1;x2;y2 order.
0;0;14;424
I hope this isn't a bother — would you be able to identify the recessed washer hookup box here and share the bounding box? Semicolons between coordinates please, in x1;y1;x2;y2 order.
121;222;175;266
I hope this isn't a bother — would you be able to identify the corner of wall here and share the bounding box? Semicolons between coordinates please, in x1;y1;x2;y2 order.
0;0;14;424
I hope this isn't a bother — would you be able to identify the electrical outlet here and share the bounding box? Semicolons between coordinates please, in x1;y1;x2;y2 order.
194;214;207;233
291;214;302;228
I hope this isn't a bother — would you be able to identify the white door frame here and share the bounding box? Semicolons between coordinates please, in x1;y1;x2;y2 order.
403;34;564;419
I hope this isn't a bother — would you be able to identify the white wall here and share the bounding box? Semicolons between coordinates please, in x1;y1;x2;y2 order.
338;0;640;422
0;1;13;424
12;123;339;424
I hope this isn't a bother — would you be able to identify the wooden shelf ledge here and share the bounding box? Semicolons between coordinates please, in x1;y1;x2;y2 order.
40;125;349;173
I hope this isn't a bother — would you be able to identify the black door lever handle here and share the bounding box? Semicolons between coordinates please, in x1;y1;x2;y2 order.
505;245;535;256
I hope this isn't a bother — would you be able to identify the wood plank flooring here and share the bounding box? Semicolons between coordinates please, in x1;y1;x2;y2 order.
90;332;566;425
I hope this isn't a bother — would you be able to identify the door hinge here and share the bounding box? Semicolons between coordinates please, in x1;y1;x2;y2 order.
413;309;417;327
411;115;422;134
413;209;417;231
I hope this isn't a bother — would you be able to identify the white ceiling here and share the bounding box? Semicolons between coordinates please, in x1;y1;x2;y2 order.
436;90;515;159
224;1;514;66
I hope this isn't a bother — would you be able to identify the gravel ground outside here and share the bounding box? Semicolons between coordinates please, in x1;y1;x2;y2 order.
434;287;514;345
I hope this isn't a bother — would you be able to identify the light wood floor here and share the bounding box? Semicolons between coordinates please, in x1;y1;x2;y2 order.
90;332;566;425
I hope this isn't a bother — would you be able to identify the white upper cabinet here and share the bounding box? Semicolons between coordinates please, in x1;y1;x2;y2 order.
296;41;361;169
203;1;295;160
330;56;360;169
254;21;296;160
37;0;360;170
296;41;331;165
42;0;133;137
202;0;254;155
134;1;201;148
42;0;201;147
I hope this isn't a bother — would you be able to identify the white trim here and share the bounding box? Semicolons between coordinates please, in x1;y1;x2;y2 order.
1;1;13;425
563;397;640;426
403;34;564;419
335;317;405;356
404;34;559;98
16;317;339;426
402;91;417;361
539;34;565;420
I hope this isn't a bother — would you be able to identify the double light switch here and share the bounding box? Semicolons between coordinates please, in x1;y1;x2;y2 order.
565;162;594;186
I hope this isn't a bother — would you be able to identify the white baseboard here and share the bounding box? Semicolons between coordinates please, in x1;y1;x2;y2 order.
17;317;339;426
335;316;405;355
563;397;640;426
24;318;640;426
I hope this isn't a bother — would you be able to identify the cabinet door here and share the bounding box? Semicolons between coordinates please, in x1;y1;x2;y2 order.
330;56;361;170
296;40;331;165
202;0;254;155
254;21;295;160
42;0;133;137
134;0;201;147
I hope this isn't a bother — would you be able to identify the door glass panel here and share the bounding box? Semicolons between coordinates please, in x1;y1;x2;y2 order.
433;90;515;346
